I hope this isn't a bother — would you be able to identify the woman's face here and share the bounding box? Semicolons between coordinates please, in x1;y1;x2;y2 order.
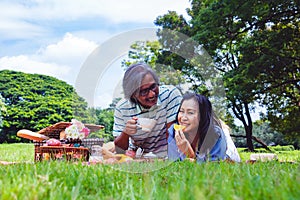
134;73;159;108
178;98;200;134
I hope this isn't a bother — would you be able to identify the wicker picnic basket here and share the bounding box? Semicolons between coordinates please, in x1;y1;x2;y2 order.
33;121;105;161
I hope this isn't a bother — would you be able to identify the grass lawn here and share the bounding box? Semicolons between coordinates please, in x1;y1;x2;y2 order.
0;143;299;200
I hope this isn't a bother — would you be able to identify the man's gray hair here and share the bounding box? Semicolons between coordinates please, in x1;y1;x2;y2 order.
123;63;159;102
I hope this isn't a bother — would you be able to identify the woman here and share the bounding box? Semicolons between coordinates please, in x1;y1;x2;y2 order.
168;92;240;163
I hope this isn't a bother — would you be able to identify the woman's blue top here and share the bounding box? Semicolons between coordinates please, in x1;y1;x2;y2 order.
167;124;227;163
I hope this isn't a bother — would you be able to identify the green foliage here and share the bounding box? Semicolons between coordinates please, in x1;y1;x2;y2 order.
87;107;114;142
254;148;269;153
108;97;121;110
0;70;93;143
271;145;295;152
155;0;300;150
154;12;219;95
237;13;300;141
233;120;292;148
122;41;161;67
121;40;187;90
0;94;5;130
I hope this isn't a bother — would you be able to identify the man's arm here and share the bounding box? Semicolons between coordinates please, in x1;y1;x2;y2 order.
114;132;130;150
114;116;138;151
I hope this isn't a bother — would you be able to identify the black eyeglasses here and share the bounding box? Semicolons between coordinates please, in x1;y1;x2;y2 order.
138;83;158;97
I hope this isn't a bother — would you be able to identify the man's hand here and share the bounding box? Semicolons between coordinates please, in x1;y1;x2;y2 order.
114;117;138;151
123;116;138;135
175;129;195;158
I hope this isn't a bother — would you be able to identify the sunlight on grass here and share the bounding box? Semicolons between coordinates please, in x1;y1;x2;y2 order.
0;143;34;162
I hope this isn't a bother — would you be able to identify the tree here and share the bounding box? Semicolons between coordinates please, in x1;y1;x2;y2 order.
0;94;5;131
122;40;186;90
109;97;121;110
233;120;290;148
95;108;114;142
0;70;94;143
238;17;300;147
154;0;300;151
154;10;234;125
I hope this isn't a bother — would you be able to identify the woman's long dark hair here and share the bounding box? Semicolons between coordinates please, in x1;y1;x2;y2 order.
175;92;212;151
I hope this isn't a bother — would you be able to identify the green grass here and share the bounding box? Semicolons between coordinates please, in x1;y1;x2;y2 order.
0;143;34;162
1;143;300;200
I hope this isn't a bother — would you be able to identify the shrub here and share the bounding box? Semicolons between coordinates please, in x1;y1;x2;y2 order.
271;145;295;151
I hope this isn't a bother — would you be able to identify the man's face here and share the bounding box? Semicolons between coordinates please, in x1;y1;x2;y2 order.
134;73;159;108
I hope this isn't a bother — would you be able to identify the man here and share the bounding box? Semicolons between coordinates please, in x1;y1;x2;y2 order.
113;63;182;157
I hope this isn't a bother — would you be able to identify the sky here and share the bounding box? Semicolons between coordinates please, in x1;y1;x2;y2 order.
0;0;191;108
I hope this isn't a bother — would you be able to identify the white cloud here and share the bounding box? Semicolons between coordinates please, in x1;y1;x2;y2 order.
71;30;114;44
0;1;46;39
36;33;97;67
25;0;190;22
0;20;45;39
0;33;98;85
0;0;190;40
0;55;70;80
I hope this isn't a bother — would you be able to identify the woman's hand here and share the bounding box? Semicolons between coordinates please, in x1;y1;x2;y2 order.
123;117;138;135
175;129;195;158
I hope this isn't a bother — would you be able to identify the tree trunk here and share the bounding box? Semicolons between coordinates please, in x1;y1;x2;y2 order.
245;125;254;151
252;136;271;151
231;135;271;151
231;101;255;152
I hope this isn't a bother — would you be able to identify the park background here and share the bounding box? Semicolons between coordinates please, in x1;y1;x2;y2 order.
0;0;299;151
0;1;299;199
